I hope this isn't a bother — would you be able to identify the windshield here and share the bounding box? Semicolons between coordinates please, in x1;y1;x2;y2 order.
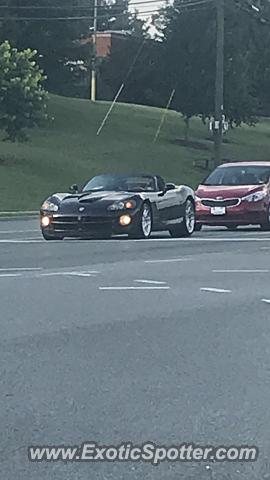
83;174;156;192
203;166;270;186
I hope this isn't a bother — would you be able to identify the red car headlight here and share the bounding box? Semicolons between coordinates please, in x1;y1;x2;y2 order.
242;190;267;202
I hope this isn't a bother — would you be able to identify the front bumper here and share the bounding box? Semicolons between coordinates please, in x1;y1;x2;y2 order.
196;199;268;226
40;211;140;237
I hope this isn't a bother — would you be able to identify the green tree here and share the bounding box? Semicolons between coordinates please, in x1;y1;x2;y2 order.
244;0;270;114
154;0;259;134
0;0;90;96
0;41;48;141
156;4;216;140
0;0;144;97
99;36;164;103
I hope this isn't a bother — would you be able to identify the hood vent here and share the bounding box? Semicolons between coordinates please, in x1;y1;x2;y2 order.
79;197;100;204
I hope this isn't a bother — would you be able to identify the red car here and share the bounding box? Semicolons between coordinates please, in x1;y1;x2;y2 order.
195;162;270;230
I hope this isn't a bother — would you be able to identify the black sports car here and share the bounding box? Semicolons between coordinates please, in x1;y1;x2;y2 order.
40;174;195;240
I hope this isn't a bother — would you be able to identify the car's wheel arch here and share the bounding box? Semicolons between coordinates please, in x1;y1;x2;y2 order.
143;199;152;213
186;195;195;207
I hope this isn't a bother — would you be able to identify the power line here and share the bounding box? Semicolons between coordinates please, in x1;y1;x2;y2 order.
0;0;215;20
0;0;167;9
96;39;146;135
174;0;214;7
166;0;215;15
0;9;161;20
0;0;214;11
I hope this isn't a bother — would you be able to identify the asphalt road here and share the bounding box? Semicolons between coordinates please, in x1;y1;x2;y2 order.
1;218;270;479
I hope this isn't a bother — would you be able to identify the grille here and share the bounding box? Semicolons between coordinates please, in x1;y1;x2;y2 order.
201;198;240;207
52;216;78;224
51;216;113;231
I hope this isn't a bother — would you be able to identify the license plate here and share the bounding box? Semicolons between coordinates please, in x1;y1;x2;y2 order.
210;206;226;215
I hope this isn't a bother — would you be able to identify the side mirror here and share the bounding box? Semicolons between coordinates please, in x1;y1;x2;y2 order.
165;182;176;191
158;182;176;196
69;184;79;194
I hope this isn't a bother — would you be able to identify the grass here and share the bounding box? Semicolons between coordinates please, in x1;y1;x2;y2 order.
0;94;270;211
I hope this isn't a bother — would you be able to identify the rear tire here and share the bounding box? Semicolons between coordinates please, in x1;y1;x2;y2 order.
195;223;202;232
169;199;195;238
42;230;64;241
129;202;152;239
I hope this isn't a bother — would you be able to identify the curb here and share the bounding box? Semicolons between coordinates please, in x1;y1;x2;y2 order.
0;211;39;219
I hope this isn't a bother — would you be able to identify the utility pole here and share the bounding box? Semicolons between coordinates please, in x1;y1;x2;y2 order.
91;0;98;101
213;0;224;166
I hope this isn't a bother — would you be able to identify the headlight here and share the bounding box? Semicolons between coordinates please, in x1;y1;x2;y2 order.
107;200;136;211
41;200;59;212
195;195;201;202
242;190;267;202
119;214;132;226
41;216;50;227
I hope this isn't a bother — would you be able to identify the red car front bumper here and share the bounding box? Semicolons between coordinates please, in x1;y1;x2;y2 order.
196;199;268;226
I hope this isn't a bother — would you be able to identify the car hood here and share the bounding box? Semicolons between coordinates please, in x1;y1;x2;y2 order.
196;185;264;199
49;191;139;214
66;191;137;203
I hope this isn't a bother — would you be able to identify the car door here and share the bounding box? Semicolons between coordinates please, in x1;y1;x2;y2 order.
154;177;185;227
142;177;172;229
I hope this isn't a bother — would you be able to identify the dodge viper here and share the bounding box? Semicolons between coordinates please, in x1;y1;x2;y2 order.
40;173;195;240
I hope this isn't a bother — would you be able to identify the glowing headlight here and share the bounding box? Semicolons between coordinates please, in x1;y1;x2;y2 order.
107;200;136;211
41;216;50;227
125;200;136;209
119;215;132;226
41;200;59;212
242;190;267;202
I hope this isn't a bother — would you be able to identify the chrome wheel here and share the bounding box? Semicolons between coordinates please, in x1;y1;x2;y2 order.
141;204;152;238
185;200;195;234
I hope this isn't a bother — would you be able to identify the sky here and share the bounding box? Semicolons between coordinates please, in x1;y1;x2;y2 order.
129;0;166;19
129;0;167;34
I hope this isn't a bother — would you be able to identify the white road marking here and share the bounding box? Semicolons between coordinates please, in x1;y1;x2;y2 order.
93;237;270;243
135;279;167;285
0;229;38;234
212;269;269;273
2;237;270;245
261;299;270;304
0;267;42;272
145;258;192;263
200;287;232;293
0;210;38;215
99;286;170;290
0;273;22;278
170;237;270;242
40;272;97;277
0;240;44;243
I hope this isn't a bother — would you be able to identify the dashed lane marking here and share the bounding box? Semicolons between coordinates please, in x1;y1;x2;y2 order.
200;287;232;294
99;286;170;291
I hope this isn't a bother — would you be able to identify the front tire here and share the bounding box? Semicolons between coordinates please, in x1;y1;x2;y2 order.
129;202;152;239
169;199;195;238
42;230;64;241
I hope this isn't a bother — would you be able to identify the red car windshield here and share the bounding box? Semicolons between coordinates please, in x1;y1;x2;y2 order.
203;166;270;186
